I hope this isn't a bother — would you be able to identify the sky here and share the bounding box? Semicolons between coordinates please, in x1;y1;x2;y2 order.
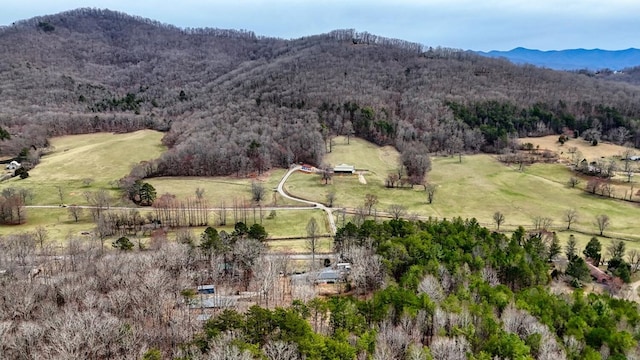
2;0;640;51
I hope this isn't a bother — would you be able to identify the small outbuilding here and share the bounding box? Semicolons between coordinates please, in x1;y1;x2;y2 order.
333;163;355;174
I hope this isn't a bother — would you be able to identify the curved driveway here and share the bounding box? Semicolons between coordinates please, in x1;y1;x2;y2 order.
276;165;337;235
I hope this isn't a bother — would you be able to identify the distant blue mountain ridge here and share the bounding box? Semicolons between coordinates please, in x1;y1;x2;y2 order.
477;47;640;71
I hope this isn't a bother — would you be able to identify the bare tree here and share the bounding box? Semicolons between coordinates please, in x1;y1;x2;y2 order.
195;187;205;199
622;149;636;183
417;274;444;303
564;208;578;230
595;214;610;236
387;204;407;220
364;194;378;215
348;244;384;293
568;176;581;188
263;341;300;360
84;190;111;221
493;211;505;231
532;216;553;231
353;206;367;226
306;217;319;271
628;249;640;273
6;232;37;266
68;205;83;223
33;225;48;250
425;183;437;204
607;239;626;260
57;186;65;205
325;190;336;207
251;182;265;204
430;336;470;360
320;164;333;184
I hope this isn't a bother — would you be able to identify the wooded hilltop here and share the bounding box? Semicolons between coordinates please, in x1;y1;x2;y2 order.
2;8;640;181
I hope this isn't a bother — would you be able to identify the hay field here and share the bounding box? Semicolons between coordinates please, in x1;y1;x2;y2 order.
1;130;166;206
520;135;630;162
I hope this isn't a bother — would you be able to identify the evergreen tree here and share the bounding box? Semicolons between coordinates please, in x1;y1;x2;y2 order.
583;237;602;265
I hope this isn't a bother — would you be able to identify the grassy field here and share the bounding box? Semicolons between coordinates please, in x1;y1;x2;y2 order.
520;135;631;162
285;136;640;247
4;131;640;254
0;130;166;206
146;168;299;207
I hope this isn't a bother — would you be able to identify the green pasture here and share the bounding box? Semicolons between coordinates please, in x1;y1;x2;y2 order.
286;139;640;243
4;131;640;252
0;130;166;206
0;207;94;240
324;136;400;185
207;208;331;239
146;168;299;207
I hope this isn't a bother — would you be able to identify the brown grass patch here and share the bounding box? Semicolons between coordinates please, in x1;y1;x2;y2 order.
520;135;630;163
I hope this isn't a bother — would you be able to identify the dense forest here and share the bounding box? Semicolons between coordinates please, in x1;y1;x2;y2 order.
3;8;640;181
3;217;640;359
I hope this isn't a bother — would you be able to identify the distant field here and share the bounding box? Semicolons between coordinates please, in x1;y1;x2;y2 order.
0;130;166;206
286;136;640;244
146;169;299;207
520;135;630;162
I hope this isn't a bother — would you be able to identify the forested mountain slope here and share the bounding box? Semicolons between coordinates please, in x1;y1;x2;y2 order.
2;8;640;178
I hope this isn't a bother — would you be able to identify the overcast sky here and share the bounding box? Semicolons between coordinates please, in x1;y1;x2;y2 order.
2;0;639;51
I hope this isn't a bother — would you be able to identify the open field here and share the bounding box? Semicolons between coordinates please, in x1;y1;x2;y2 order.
520;135;632;162
4;131;640;253
0;207;95;239
146;168;300;207
324;136;400;186
0;130;166;206
286;135;640;244
210;208;331;239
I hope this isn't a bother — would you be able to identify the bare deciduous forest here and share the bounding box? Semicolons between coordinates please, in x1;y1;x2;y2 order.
3;8;640;178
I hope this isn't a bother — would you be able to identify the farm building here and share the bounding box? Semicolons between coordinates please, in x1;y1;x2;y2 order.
333;163;355;174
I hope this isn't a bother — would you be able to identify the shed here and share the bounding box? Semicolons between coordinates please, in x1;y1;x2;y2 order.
333;163;355;174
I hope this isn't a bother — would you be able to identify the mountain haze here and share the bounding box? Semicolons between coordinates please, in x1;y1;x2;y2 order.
2;8;640;180
478;47;640;71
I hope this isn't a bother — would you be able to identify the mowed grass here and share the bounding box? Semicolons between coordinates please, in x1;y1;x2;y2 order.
429;156;640;241
285;136;640;243
0;130;166;206
146;168;299;207
209;209;331;239
0;207;95;239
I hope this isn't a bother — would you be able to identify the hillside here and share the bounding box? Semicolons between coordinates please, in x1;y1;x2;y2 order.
2;8;640;180
478;47;640;71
